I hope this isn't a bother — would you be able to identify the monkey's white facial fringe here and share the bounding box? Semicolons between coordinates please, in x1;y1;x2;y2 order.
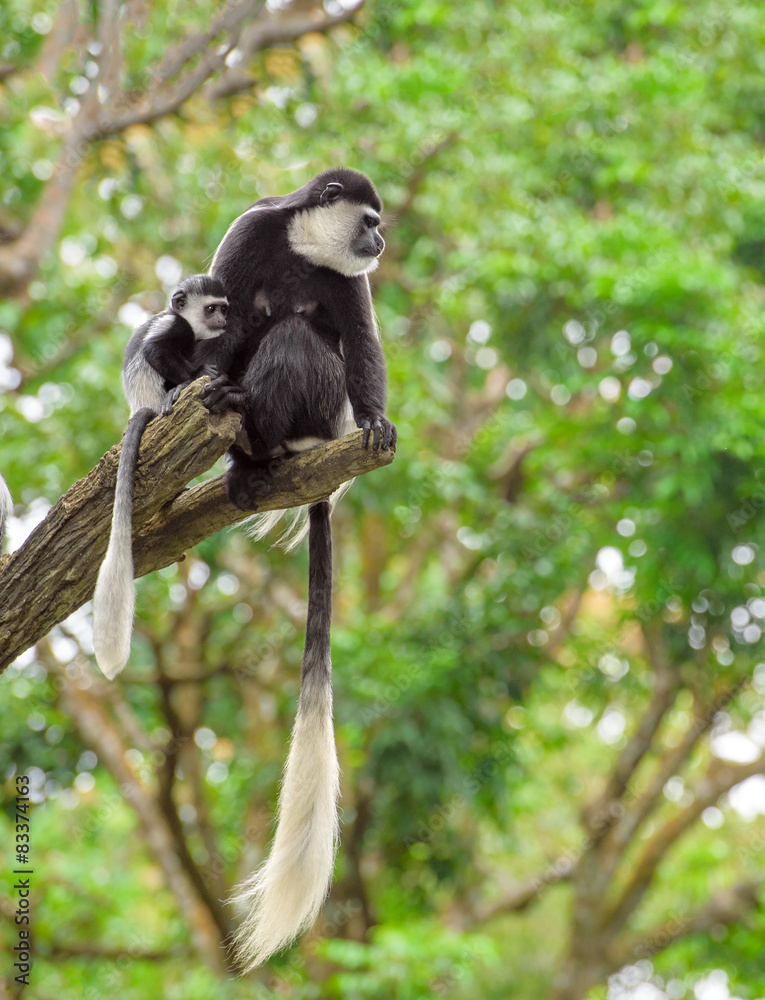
231;677;340;971
184;298;228;340
288;201;380;277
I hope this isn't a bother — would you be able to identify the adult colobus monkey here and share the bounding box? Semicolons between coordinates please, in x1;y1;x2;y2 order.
93;275;230;679
206;168;395;969
0;473;12;548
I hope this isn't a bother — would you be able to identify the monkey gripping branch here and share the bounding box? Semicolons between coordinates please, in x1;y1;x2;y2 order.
0;379;395;673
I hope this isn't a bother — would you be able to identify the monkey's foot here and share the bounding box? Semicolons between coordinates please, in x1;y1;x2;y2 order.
358;416;397;450
204;376;247;414
226;461;274;511
161;382;190;416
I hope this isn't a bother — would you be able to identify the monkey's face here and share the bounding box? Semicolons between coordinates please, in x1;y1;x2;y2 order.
186;296;229;339
288;199;385;277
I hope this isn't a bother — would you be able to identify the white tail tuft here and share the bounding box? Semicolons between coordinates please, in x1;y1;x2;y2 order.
244;506;303;549
0;473;12;548
245;480;354;552
232;676;340;970
92;529;135;679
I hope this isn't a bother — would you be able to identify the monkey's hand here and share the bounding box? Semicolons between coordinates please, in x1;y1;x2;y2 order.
161;382;191;416
203;375;247;414
201;364;220;380
357;414;397;451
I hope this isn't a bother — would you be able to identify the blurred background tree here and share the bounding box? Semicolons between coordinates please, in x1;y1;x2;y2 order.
2;1;765;998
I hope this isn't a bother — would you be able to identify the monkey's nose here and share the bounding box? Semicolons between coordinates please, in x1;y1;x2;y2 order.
374;234;385;256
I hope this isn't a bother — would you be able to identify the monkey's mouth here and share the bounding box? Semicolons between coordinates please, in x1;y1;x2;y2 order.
353;233;385;259
358;238;385;258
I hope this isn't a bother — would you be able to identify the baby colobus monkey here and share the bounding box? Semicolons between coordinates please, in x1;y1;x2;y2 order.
92;275;229;680
0;473;12;549
206;168;395;970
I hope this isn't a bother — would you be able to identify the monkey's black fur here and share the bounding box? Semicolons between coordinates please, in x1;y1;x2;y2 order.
204;169;395;969
207;167;394;494
305;500;333;687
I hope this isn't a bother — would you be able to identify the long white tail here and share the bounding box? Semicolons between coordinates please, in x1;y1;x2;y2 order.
0;473;12;548
232;501;339;970
92;409;154;679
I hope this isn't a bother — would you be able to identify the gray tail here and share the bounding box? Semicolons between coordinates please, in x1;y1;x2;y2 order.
92;409;154;679
232;500;340;970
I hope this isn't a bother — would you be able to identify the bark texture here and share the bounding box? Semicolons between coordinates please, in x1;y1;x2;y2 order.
0;379;395;671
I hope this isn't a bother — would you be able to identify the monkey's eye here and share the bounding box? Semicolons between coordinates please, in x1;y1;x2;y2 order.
363;215;379;230
205;304;215;314
220;305;228;315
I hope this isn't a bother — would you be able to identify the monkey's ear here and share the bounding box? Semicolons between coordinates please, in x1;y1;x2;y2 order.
320;182;344;205
171;291;186;311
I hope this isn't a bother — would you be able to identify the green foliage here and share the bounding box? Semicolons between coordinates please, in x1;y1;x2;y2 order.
2;0;765;997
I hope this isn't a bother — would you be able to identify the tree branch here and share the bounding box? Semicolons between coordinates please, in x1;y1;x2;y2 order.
106;4;361;132
43;942;192;961
463;869;573;927
604;753;765;936
0;119;90;294
56;670;229;971
152;597;231;929
35;0;82;83
583;628;679;837
0;379;395;671
611;879;763;966
597;681;745;881
0;0;366;296
205;4;363;101
157;0;265;84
